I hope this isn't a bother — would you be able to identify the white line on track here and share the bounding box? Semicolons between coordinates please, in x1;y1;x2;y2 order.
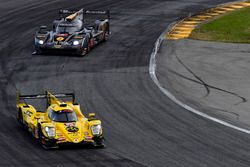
149;22;250;135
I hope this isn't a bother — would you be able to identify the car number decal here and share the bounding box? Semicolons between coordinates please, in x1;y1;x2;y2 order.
64;123;79;132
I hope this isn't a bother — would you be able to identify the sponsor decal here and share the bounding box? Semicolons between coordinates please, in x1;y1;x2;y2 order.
56;37;65;41
85;136;92;140
62;109;73;113
58;137;66;141
60;10;77;14
74;36;84;39
57;33;69;37
37;35;46;38
64;123;79;132
64;123;75;126
58;23;74;27
54;45;62;48
85;10;106;14
66;126;79;132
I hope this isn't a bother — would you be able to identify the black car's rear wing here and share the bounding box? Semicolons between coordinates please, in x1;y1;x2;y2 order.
84;10;110;19
59;9;80;19
59;9;110;20
83;10;110;34
59;9;79;15
17;91;76;106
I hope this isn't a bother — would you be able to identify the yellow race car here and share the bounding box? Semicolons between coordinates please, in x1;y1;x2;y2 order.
16;91;104;149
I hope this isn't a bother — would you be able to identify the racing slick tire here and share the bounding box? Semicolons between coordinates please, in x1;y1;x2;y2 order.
92;136;105;148
101;23;109;42
17;109;24;127
79;40;91;56
102;32;108;42
79;47;88;56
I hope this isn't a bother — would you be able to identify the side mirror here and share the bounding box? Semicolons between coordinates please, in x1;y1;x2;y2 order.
88;113;95;118
38;26;48;34
88;113;96;121
40;25;47;29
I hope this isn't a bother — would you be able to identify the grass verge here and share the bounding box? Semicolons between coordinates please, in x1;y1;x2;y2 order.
190;7;250;43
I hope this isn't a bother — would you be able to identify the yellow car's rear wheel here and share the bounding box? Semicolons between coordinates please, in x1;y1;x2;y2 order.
17;109;24;127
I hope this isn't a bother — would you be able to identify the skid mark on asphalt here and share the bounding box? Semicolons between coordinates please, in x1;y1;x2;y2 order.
173;54;247;105
166;69;241;119
175;54;210;97
167;1;250;40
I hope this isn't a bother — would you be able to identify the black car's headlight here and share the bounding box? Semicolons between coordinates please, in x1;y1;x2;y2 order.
73;40;80;46
38;40;44;45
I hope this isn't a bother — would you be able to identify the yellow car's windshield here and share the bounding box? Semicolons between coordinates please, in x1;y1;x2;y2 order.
49;109;77;122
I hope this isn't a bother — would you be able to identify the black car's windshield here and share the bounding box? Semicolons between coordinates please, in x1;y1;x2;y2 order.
56;25;80;34
49;109;78;122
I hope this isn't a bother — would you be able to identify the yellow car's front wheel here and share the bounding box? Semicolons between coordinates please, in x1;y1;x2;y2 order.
38;126;58;149
93;136;105;148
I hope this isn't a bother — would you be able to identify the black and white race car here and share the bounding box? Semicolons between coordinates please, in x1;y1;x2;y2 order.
34;9;110;56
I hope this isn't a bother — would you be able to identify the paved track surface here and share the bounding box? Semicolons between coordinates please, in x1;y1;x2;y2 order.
1;0;250;167
157;39;250;129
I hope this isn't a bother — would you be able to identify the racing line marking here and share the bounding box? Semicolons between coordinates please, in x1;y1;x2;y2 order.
149;1;250;135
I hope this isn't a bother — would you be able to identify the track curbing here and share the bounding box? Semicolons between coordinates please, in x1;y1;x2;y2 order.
167;0;250;40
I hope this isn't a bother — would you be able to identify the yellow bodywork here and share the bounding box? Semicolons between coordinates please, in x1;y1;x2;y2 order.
16;91;103;147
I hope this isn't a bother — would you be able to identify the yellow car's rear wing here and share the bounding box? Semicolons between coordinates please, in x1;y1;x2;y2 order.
16;91;76;107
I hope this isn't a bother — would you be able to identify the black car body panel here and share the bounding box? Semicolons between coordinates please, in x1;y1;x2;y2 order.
34;9;110;56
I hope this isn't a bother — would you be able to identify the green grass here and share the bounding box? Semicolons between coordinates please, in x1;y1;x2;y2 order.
190;7;250;43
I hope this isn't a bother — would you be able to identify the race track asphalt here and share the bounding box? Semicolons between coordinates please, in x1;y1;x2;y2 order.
1;0;250;167
157;39;250;130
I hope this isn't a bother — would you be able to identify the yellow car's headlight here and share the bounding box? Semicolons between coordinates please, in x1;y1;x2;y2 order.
45;127;56;138
91;124;102;135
